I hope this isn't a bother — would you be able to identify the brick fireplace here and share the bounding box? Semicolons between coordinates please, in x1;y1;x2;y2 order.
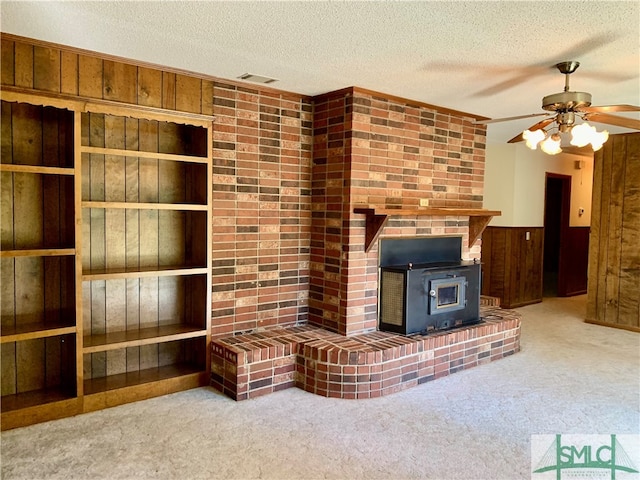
210;86;521;400
309;87;488;336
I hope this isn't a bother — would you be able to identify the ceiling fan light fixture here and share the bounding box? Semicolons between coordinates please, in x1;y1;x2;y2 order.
523;129;546;149
497;61;638;155
540;133;562;155
570;122;596;147
570;122;610;151
590;129;609;151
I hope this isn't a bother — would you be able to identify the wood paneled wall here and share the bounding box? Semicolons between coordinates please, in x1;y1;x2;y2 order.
587;133;640;331
1;36;212;114
481;226;543;308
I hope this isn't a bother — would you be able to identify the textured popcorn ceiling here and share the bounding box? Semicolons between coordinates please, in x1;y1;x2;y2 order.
2;1;638;143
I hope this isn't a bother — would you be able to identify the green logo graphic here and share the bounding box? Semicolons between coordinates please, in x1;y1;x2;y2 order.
533;434;639;480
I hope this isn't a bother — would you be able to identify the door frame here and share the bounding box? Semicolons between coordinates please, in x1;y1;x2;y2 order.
544;172;572;296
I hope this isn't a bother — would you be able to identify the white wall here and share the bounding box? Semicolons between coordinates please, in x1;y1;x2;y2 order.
484;143;593;227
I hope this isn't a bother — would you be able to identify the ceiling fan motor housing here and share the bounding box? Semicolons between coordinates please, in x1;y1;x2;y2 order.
542;91;592;112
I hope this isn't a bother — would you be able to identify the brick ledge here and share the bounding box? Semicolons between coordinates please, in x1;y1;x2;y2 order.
211;305;520;400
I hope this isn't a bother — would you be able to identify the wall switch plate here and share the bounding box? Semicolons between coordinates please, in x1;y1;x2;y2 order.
526;231;531;241
419;198;429;207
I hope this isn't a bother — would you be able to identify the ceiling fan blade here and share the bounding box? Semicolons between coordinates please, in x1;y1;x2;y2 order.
561;145;594;156
470;33;621;97
507;118;556;143
583;112;640;130
579;104;640;113
573;71;636;83
474;113;550;125
471;72;538;97
554;33;620;64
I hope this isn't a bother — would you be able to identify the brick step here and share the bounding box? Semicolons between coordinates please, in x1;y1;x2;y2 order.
211;305;520;400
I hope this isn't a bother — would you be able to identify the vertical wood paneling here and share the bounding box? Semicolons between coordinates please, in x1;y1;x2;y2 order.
139;344;159;371
137;67;163;108
87;113;106;378
561;227;590;296
162;72;176;110
125;119;141;361
201;80;214;115
103;115;127;375
587;133;640;330
43;248;62;321
158;340;179;367
15;258;45;390
103;60;137;104
12;103;42;166
13;42;33;88
595;137;613;322
481;226;543;308
0;172;14;249
1;343;16;396
158;130;185;268
0;258;16;333
78;55;103;99
175;74;201;114
619;134;640;326
1;39;15;86
159;277;182;326
604;135;625;323
33;46;60;93
83;350;92;382
137;118;160;369
507;230;518;306
1;102;12;164
586;142;604;319
14;173;43;249
17;339;44;392
44;335;62;388
89;281;107;378
60;51;78;95
42;111;62;256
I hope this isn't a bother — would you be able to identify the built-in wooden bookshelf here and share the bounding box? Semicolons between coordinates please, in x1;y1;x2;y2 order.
1;90;213;430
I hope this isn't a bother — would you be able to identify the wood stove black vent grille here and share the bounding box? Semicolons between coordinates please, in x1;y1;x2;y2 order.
380;270;404;327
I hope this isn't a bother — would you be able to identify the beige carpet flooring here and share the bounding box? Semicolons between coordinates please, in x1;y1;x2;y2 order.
1;295;639;480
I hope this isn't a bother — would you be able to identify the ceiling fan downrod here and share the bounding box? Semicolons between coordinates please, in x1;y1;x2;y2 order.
542;61;591;112
556;61;580;92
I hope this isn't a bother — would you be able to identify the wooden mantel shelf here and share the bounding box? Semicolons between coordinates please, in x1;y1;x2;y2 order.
353;206;502;252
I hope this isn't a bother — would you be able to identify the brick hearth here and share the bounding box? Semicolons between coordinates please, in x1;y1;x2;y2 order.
207;86;502;402
211;302;520;400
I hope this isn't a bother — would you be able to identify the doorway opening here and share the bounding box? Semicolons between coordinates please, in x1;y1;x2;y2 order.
543;173;571;297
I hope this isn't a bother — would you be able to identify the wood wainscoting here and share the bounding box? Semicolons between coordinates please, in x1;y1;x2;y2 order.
481;226;543;309
559;226;590;297
587;132;640;332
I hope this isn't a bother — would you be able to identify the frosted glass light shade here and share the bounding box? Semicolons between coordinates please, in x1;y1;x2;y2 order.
523;129;546;149
590;130;609;151
540;134;562;155
570;122;595;147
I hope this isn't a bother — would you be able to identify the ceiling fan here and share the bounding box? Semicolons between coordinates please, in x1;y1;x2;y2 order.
475;61;640;154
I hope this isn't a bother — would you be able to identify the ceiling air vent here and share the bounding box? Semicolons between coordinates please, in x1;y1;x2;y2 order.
237;73;278;84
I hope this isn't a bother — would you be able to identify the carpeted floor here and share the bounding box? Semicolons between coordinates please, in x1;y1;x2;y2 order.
1;295;639;480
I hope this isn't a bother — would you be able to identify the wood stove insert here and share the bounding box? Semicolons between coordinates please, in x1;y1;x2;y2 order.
378;237;482;335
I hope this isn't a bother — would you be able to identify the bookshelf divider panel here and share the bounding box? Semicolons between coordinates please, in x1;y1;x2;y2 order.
74;109;84;400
